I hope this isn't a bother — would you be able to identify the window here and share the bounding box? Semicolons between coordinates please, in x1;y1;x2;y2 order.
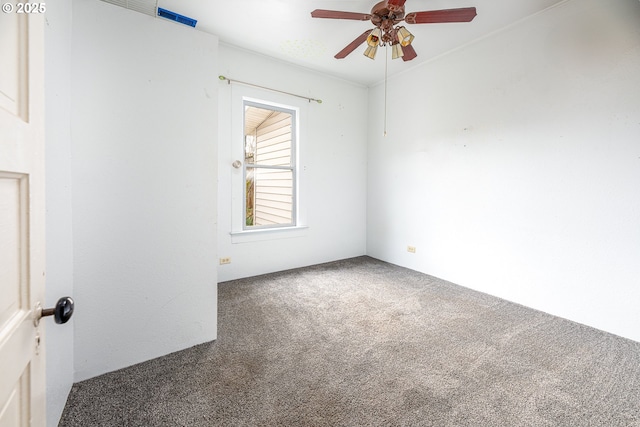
243;100;297;229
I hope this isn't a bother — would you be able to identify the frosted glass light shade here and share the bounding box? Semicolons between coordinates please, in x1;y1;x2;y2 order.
364;44;378;59
391;43;404;59
397;26;414;47
367;28;382;47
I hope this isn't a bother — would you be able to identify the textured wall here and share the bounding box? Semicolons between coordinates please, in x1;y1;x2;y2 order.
217;45;368;282
71;0;219;381
44;0;74;424
367;0;640;341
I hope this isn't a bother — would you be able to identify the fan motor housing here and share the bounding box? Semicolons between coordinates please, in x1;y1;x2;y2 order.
371;1;405;25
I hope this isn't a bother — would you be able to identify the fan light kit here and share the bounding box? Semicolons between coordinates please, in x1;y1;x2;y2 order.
311;0;477;61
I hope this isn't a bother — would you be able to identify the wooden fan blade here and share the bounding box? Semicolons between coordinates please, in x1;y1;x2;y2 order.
311;9;372;21
405;7;477;24
335;30;372;59
401;44;417;61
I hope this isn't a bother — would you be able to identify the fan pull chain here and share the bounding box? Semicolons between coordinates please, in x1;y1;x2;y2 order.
384;45;388;137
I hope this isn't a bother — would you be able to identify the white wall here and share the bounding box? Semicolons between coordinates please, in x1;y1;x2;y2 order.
367;0;640;342
45;0;74;424
71;0;218;381
217;45;368;282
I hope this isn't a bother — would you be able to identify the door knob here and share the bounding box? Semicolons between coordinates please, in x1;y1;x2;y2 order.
34;297;74;326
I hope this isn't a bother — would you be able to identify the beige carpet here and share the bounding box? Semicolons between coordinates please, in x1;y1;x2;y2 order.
59;256;640;426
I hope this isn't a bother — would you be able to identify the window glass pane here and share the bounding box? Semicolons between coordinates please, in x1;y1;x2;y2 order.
243;101;296;230
244;106;292;167
246;167;293;227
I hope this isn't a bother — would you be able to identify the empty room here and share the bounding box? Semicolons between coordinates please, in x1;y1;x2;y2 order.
1;0;639;425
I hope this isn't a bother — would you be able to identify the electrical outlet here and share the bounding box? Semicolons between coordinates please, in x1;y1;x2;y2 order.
407;246;416;253
219;257;231;265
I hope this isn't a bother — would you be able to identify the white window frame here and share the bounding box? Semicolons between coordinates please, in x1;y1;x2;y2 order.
242;100;297;231
229;85;307;242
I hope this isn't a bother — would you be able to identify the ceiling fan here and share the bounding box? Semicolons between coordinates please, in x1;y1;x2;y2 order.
311;0;477;61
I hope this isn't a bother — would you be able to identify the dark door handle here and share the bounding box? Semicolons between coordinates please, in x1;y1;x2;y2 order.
41;297;75;324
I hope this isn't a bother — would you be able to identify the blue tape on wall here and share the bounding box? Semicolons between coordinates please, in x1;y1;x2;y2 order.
157;7;197;27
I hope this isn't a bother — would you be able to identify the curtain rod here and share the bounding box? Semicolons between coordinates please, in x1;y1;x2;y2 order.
218;75;322;104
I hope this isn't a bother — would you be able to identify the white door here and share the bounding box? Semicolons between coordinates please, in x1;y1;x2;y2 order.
0;10;46;427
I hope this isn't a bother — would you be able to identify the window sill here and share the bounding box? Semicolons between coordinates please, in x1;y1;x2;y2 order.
230;225;308;244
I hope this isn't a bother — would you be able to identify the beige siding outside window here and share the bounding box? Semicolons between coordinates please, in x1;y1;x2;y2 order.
244;102;296;228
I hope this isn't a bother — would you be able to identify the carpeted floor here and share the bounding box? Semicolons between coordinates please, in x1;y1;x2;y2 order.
59;256;640;426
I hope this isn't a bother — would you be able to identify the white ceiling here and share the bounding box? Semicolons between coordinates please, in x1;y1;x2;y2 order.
150;0;566;86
